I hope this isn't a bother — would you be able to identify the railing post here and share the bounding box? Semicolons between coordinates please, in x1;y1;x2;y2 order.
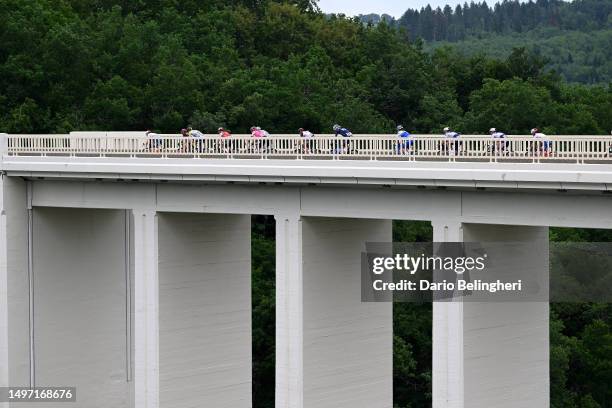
332;137;337;160
70;134;76;158
260;138;265;160
0;134;8;160
298;138;303;160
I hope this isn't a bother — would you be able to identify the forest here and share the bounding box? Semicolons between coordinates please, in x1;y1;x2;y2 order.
392;0;610;41
360;0;612;83
0;1;610;407
0;0;610;135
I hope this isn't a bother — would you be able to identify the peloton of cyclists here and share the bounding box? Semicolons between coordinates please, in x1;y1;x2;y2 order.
142;125;566;158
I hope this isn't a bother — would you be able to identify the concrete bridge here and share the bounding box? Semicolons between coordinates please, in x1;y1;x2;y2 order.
1;132;612;408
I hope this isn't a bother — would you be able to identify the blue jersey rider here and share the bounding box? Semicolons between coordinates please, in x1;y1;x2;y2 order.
489;127;508;154
333;124;353;137
443;126;461;155
396;125;414;154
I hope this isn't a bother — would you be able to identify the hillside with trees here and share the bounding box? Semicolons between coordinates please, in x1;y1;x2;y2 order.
1;1;609;135
360;0;612;83
395;0;610;41
429;27;611;84
0;1;610;408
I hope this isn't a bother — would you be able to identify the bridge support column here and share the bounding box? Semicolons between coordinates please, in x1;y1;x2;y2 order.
462;224;549;408
432;220;550;408
30;207;131;407
133;210;159;408
157;213;252;408
276;216;392;408
275;214;303;408
0;176;29;402
432;220;464;408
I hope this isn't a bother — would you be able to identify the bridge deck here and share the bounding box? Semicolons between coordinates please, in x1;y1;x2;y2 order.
3;133;612;192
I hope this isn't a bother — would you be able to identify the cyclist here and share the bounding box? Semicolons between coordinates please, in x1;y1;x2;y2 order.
443;126;461;155
218;127;231;153
145;129;161;152
396;125;413;154
251;126;270;138
332;124;352;153
181;127;204;152
333;124;352;137
188;127;205;138
489;127;508;155
181;127;204;138
250;126;269;153
218;127;231;138
489;127;506;138
299;128;314;138
531;128;550;156
299;128;314;154
443;126;460;139
179;128;189;152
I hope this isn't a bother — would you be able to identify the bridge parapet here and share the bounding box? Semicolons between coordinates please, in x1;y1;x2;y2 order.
2;133;611;163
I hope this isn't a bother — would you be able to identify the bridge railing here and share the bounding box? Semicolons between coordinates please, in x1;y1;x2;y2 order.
3;133;612;163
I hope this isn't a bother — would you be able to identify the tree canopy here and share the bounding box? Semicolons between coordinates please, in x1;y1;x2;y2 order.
1;0;610;135
361;0;612;84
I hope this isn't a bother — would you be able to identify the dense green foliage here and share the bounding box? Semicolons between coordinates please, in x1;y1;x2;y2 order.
1;1;610;407
548;228;612;408
428;27;612;84
1;0;610;135
251;216;276;407
361;0;612;84
392;222;434;408
395;0;610;41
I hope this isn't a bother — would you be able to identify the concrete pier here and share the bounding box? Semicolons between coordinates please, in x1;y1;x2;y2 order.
462;224;549;408
276;217;393;408
158;213;251;408
432;221;549;408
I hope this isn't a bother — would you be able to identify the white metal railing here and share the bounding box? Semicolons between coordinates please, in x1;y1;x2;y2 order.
4;133;612;163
